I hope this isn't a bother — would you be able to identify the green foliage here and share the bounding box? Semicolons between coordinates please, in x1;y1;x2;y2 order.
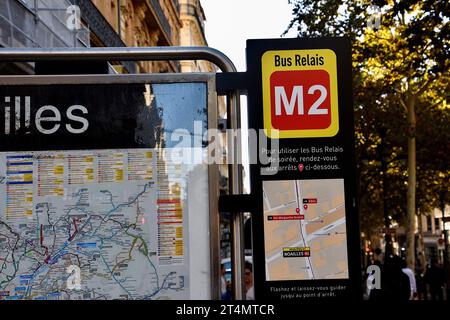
285;0;450;236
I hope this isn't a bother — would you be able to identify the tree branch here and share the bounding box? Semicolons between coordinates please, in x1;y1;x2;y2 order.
427;98;445;110
396;90;408;112
368;33;393;42
415;78;434;97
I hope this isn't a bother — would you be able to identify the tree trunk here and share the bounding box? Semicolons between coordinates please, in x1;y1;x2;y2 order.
417;210;426;271
406;96;416;270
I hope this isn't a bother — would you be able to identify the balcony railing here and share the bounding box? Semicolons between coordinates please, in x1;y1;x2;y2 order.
148;0;173;44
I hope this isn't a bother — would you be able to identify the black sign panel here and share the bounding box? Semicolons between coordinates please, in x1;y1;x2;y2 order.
246;38;361;301
0;83;168;151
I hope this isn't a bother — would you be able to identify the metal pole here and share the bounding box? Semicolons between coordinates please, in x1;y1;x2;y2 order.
0;46;245;300
227;92;245;300
378;129;392;257
0;47;237;74
381;154;392;257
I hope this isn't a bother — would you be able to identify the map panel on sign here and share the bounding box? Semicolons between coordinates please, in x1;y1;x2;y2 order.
0;148;204;300
263;179;348;281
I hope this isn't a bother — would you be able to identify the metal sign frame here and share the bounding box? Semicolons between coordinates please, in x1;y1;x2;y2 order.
0;47;245;300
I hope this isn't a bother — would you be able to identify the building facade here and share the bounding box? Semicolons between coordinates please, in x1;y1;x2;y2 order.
179;0;211;72
0;0;183;74
91;0;182;73
418;207;450;267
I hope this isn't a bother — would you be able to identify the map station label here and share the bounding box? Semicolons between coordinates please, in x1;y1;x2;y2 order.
282;247;311;258
267;214;304;221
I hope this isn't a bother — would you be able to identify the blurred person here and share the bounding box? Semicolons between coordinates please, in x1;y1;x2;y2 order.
424;260;445;300
220;263;231;300
244;261;254;300
401;259;417;300
369;254;411;301
372;247;383;267
415;266;427;300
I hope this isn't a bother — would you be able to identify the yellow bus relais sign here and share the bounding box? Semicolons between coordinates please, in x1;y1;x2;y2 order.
262;49;339;138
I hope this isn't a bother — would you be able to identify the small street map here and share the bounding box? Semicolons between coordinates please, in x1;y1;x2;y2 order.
263;179;348;281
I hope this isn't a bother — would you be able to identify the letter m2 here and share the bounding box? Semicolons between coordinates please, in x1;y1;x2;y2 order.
274;86;303;116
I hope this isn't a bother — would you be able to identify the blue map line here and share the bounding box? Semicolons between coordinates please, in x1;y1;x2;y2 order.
142;272;174;300
90;182;151;236
6;181;33;185
145;255;160;292
6;171;33;174
6;155;33;159
101;190;116;209
99;252;134;299
7;162;33;166
0;237;30;290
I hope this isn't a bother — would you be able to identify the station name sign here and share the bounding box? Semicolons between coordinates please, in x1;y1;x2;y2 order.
1;96;89;135
0;83;154;151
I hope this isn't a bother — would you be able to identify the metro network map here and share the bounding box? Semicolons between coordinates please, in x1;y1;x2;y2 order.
263;179;348;281
0;149;189;300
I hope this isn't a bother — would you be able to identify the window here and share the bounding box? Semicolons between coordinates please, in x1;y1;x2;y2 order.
435;218;440;231
426;216;432;232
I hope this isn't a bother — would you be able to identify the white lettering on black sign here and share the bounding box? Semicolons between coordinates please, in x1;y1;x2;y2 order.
2;96;89;135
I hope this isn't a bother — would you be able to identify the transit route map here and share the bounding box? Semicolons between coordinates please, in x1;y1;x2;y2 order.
0;149;190;300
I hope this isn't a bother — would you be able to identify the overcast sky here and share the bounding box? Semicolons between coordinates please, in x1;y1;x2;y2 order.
201;0;296;71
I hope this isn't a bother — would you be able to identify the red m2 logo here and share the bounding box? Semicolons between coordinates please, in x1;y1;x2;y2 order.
270;70;331;131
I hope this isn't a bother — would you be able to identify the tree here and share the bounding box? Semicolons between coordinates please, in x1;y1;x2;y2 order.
285;0;450;269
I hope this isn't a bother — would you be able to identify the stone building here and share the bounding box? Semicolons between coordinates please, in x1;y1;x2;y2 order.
417;207;450;267
179;0;211;73
0;0;183;74
91;0;182;73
